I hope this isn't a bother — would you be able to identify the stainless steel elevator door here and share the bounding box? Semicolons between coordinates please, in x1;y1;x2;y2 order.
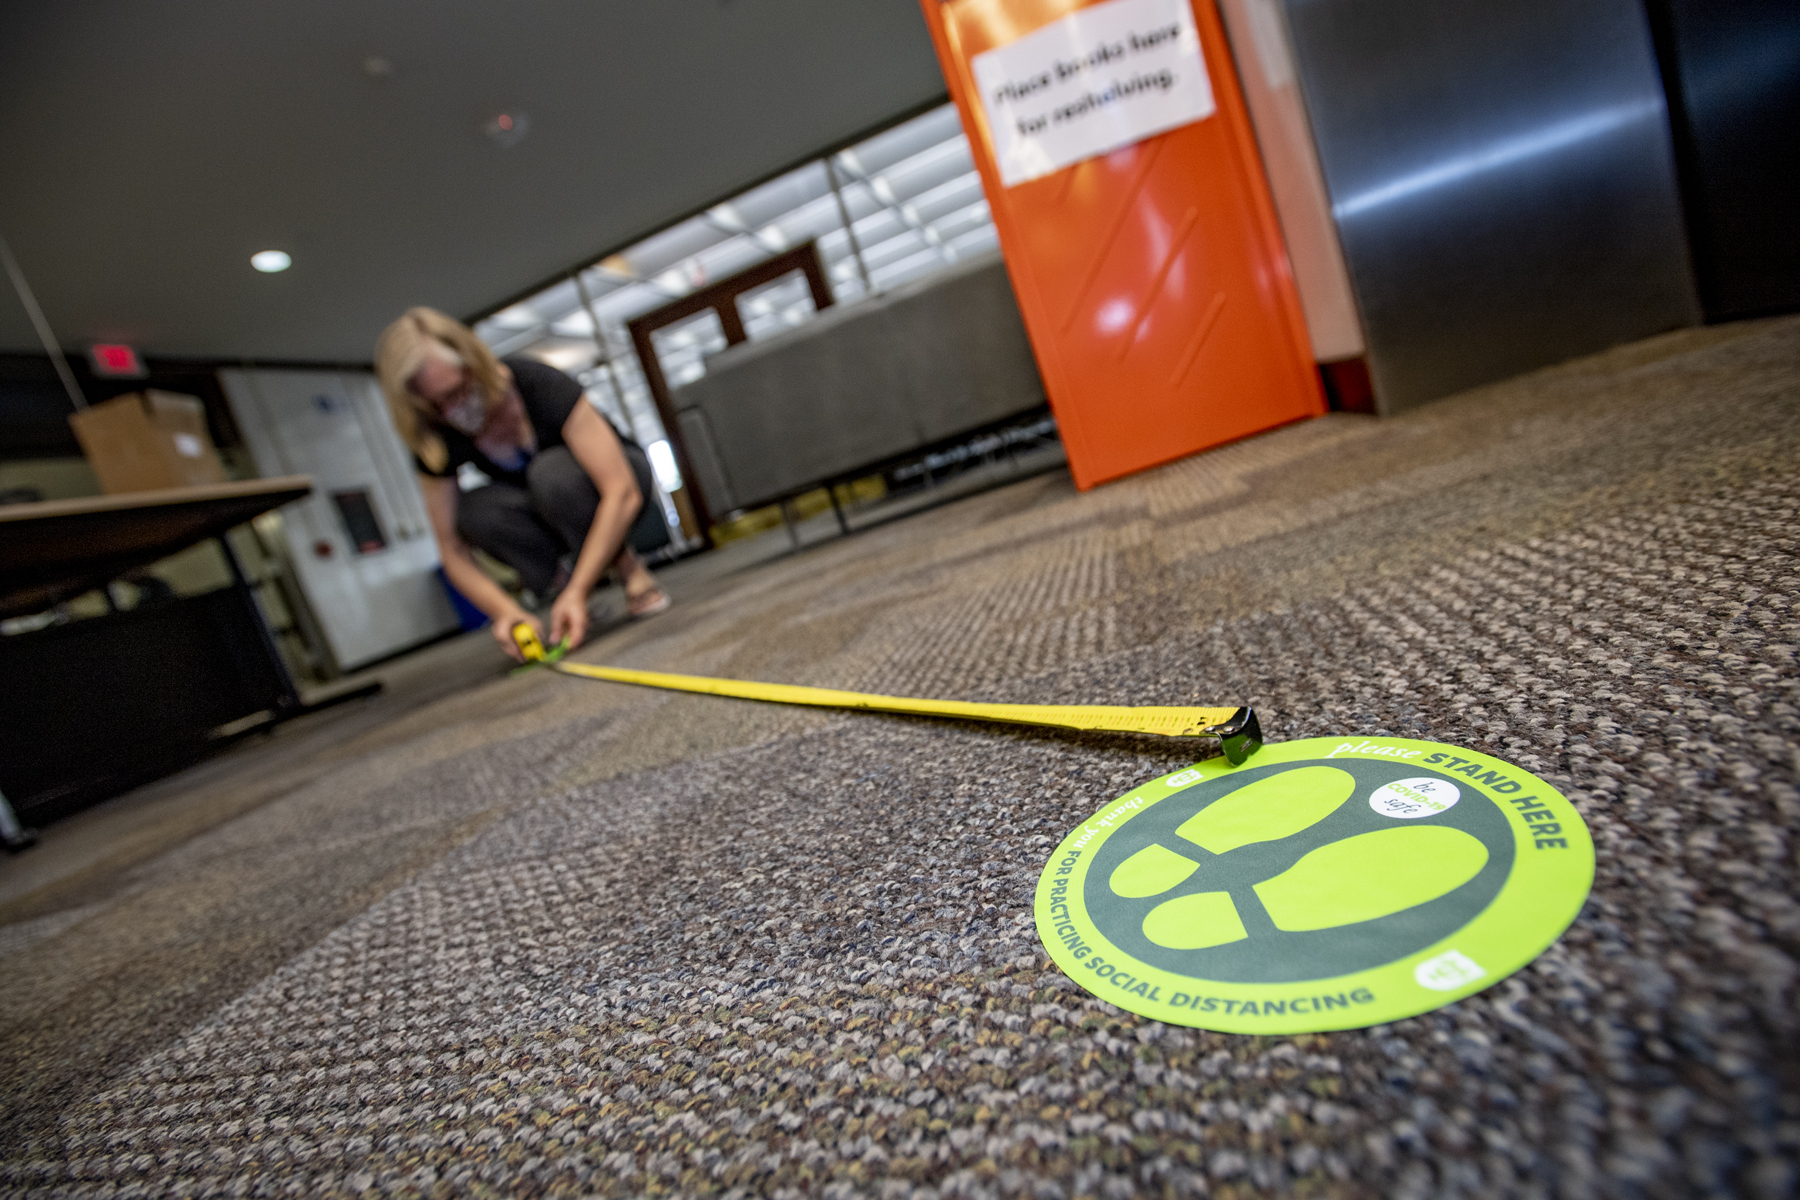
1281;0;1701;413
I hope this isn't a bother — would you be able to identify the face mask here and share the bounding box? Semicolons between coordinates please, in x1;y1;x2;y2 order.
440;386;487;435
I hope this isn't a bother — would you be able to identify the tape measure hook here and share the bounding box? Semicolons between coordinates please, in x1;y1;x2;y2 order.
1213;707;1263;766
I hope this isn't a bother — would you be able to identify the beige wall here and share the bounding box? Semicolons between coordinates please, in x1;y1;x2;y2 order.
0;456;101;501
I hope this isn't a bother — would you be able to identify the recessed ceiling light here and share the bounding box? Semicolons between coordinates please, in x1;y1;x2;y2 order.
251;250;292;273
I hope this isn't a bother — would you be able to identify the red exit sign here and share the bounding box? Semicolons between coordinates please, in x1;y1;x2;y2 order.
88;343;145;377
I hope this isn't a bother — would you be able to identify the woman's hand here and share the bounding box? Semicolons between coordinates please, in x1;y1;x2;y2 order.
422;475;551;666
549;587;590;650
494;609;544;663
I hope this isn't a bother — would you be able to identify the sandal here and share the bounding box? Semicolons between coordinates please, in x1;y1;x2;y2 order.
627;585;671;619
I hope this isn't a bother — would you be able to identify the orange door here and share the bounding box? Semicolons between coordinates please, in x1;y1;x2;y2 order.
922;0;1325;488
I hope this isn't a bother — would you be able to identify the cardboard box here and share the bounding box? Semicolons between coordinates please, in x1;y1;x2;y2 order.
68;390;228;494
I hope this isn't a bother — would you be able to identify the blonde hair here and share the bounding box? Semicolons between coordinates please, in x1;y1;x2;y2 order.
374;307;513;473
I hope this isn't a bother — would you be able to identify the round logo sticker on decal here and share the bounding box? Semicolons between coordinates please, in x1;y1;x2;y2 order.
1370;777;1460;819
1034;737;1594;1033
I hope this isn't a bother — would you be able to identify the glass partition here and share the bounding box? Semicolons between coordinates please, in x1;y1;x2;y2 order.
471;103;999;499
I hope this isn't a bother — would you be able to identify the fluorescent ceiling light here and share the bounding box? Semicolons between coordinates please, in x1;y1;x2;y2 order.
533;344;592;371
491;304;539;329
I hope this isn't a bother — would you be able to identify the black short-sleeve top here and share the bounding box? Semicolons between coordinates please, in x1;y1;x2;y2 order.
414;355;627;486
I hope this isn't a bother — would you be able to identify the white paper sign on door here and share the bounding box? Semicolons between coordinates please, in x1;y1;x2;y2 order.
971;0;1216;187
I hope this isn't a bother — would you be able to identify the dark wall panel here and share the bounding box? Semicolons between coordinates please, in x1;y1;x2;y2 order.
0;587;291;818
0;352;240;459
1281;0;1701;413
1646;0;1800;320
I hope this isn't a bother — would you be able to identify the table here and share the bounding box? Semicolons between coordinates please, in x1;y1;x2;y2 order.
0;476;313;619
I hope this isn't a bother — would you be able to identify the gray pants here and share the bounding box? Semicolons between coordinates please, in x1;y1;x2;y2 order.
456;445;663;599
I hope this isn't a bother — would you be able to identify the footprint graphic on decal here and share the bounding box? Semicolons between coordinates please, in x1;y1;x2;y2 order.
1109;844;1199;897
1253;827;1488;930
1174;766;1355;853
1106;766;1491;953
1142;891;1247;949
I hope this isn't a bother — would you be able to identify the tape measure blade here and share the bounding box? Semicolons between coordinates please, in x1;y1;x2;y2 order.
558;662;864;712
969;703;1241;737
555;662;1240;741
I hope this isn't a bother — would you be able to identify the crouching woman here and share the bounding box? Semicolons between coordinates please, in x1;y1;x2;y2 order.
376;307;668;661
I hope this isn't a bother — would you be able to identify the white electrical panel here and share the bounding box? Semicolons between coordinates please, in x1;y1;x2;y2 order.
219;368;459;672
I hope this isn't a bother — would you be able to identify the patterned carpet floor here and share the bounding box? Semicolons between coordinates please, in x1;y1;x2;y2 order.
1;317;1796;1198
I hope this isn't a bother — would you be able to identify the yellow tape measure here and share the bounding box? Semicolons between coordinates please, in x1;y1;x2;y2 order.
512;623;1262;764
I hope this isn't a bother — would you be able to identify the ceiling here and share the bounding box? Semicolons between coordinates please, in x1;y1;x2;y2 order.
0;0;949;362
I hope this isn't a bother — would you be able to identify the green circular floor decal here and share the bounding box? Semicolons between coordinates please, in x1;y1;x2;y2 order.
1035;737;1594;1033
